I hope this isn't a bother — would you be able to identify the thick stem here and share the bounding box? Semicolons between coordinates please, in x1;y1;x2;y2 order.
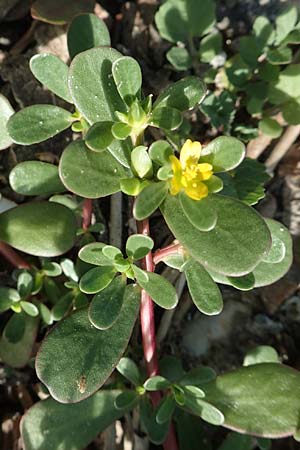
153;242;184;266
0;242;30;269
136;218;179;450
82;198;93;231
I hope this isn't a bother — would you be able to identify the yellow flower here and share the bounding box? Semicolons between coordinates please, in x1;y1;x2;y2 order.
169;139;213;201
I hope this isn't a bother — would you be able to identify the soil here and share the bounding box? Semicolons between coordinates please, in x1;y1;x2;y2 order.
0;1;300;449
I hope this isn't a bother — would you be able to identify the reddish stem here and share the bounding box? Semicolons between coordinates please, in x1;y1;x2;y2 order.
153;242;183;266
82;198;93;230
136;219;179;450
0;242;31;269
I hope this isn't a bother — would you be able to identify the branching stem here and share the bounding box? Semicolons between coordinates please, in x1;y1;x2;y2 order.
0;242;31;269
153;242;184;265
82;198;93;231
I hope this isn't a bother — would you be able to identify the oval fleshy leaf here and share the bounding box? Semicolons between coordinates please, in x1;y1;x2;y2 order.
179;193;217;232
161;194;271;276
204;363;300;438
59;140;129;198
30;54;72;103
79;242;113;266
0;314;39;368
150;106;183;130
7;105;72;145
116;357;141;386
134;182;168;220
69;47;126;124
10;161;65;196
79;266;116;294
0;94;14;150
36;284;140;403
135;269;178;310
252;219;292;287
183;258;223;315
21;390;127;450
112;56;142;105
31;0;95;25
126;234;154;260
85;121;114;152
88;276;126;329
0;201;77;257
154;77;206;111
68;13;111;59
200;136;245;172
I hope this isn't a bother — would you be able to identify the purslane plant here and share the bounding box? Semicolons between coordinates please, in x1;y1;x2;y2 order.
0;11;298;450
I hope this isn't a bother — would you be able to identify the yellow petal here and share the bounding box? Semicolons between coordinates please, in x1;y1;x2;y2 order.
180;139;202;168
185;181;208;201
169;155;182;195
170;155;182;175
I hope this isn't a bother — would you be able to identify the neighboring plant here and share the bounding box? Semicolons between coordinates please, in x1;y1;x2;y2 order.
0;11;297;450
155;1;300;140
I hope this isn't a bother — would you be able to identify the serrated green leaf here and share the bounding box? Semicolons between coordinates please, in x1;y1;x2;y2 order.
10;161;65;196
59;140;129;198
200;136;245;172
7;105;72;145
21;390;128;450
69;47;126;124
68;13;111;59
179;193;217;232
88;276;126;329
112;56;142;105
30;54;72;103
183;258;223;315
154;77;206;111
133;182;168;220
0;94;14;150
36;284;140;402
0;202;77;257
161;194;271;276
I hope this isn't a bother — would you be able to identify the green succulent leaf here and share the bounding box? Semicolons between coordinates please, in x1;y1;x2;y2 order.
0;94;14;150
218;432;252;450
59;140;129;198
0;314;38;368
184;395;225;426
134;269;178;310
0;287;20;312
79;266;116;294
126;234;154;260
258;118;283;138
266;47;292;65
243;346;279;366
226;273;255;291
149;140;173;166
179;193;217;232
204;363;300;437
269;64;300;105
155;0;215;43
179;367;217;386
117;357;142;386
7;105;72;145
156;395;176;424
282;100;300;125
88;276;126;329
111;122;132;140
133;182;168;220
36;284;140;402
239;36;261;67
30;54;72;103
161;194;271;276
166;47;193;71
31;0;95;24
275;5;298;45
85;121;114;152
0;202;77;257
150;106;183;130
9;161;65;196
200;136;245;172
253;16;275;47
114;390;138;410
199;31;223;63
200;91;236;134
21;390;128;450
144;376;170;391
112;56;142;105
3;313;26;343
154;77;206;112
140;396;171;445
183;258;223;315
68;13;111;59
69;47;126;124
252;219;292;287
79;243;112;266
219;158;270;206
